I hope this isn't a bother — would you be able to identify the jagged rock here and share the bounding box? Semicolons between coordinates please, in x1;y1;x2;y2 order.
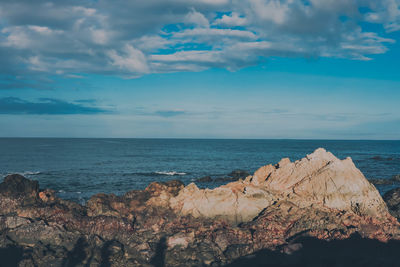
171;148;389;223
0;148;399;266
255;148;388;217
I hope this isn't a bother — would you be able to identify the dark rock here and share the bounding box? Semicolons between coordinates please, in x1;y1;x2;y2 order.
214;176;237;182
195;176;213;183
391;174;400;182
383;187;400;220
227;170;250;180
371;156;394;161
369;175;400;185
368;178;394;185
0;174;38;198
213;170;250;183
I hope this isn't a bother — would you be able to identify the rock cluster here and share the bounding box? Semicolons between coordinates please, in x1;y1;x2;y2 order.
1;148;400;266
384;187;400;220
369;174;400;185
194;170;250;184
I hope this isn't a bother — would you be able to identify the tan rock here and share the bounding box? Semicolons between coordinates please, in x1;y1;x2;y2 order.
170;182;274;224
170;148;390;224
254;148;388;217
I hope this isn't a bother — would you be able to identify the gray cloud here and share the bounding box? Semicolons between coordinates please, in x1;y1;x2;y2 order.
0;97;110;115
0;0;399;85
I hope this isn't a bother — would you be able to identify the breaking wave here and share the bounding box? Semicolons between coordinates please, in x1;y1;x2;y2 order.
154;171;187;176
1;171;41;177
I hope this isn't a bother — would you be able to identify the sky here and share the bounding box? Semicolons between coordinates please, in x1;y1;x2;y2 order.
0;0;399;139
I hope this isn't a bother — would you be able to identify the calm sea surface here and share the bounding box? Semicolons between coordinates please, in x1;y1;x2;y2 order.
0;138;399;203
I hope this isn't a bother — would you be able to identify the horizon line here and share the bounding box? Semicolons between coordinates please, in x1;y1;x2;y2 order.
0;137;399;141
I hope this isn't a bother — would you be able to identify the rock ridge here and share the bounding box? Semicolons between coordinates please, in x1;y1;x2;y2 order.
170;148;388;224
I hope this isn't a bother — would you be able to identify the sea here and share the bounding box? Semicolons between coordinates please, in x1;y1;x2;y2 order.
0;138;399;203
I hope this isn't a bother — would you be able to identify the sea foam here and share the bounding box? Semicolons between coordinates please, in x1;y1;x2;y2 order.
155;171;186;176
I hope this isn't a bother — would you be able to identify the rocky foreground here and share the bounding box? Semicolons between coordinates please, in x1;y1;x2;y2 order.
1;148;400;266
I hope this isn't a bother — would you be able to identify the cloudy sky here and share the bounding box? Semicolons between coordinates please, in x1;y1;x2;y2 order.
0;0;399;139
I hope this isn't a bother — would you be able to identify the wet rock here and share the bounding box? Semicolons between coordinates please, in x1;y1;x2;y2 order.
369;175;400;185
228;170;250;180
371;156;395;161
392;174;400;182
368;178;394;185
195;176;213;183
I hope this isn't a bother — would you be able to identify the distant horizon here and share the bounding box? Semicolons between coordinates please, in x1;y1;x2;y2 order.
0;137;399;141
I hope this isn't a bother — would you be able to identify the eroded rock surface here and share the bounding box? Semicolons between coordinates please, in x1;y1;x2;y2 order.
171;148;388;224
1;148;399;266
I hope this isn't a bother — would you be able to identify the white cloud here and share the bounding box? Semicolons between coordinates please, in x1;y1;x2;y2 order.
107;45;149;74
28;25;53;35
249;0;291;24
184;9;209;27
173;27;257;39
91;28;109;45
214;12;247;26
0;0;399;82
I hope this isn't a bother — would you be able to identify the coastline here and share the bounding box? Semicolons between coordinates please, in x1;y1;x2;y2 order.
1;148;400;266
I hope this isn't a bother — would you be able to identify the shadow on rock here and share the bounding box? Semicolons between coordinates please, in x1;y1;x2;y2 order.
100;240;125;267
63;237;88;267
0;245;23;267
150;237;167;267
225;233;400;267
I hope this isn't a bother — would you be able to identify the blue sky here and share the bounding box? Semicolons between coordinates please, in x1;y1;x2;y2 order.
0;0;399;139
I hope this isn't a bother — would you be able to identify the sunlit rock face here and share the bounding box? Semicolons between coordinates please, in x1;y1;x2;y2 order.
170;182;275;224
170;148;388;224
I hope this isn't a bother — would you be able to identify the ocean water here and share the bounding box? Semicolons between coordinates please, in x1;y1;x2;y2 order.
0;138;399;203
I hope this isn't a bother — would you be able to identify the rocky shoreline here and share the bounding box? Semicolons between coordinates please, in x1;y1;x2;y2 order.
1;148;400;266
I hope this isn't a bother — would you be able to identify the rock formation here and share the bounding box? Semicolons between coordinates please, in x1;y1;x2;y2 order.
171;148;388;224
1;148;400;266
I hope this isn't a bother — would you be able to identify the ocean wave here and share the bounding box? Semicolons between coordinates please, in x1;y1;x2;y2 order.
154;171;187;176
22;171;41;176
1;171;41;177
